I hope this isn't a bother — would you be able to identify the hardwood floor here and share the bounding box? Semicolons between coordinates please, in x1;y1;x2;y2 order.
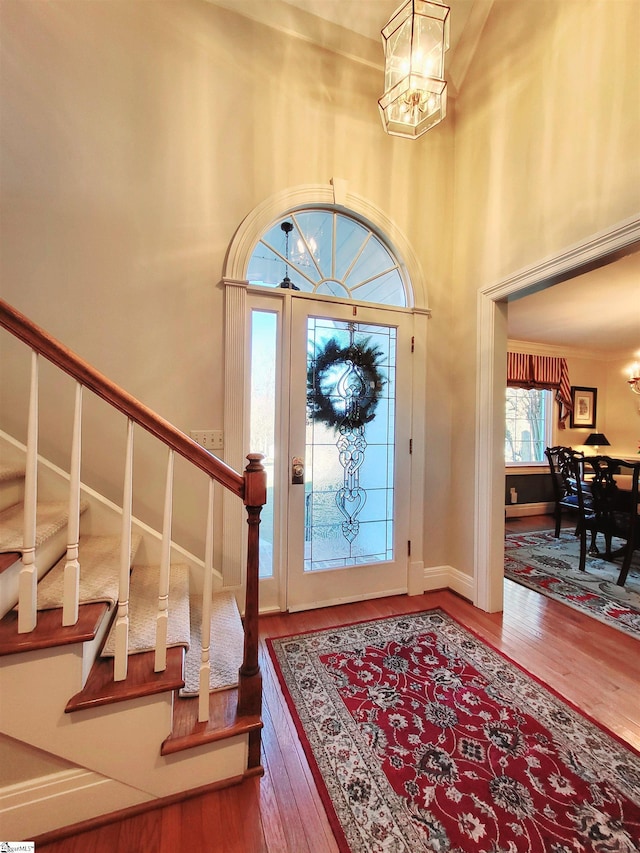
35;516;640;853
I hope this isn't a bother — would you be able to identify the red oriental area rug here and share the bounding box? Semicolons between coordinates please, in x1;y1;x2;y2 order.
267;609;640;853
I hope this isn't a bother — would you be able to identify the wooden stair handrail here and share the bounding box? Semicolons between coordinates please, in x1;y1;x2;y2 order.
2;296;266;763
0;299;244;498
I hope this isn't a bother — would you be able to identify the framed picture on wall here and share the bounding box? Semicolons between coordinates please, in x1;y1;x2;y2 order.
570;386;597;429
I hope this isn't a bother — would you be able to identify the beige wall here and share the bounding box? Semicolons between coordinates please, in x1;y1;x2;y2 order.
0;733;73;787
450;0;639;575
600;356;640;456
0;1;454;564
549;350;637;456
0;0;637;578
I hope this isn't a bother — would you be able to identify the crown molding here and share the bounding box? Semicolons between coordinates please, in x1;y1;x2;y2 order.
486;215;640;301
507;338;634;363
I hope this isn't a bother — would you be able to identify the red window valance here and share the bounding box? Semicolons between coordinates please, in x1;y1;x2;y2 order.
507;352;573;429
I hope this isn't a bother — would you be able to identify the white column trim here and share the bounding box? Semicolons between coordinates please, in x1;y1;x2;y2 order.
222;278;249;587
474;293;507;612
408;310;428;594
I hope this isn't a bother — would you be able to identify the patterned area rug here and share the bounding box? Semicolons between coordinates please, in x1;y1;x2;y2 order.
268;609;640;853
505;531;640;640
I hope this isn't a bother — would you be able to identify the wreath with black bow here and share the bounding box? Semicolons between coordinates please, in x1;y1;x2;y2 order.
307;337;386;430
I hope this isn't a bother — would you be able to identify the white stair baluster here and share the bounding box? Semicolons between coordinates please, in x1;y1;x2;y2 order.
198;478;215;722
155;448;174;672
62;382;83;626
113;419;134;681
18;350;39;633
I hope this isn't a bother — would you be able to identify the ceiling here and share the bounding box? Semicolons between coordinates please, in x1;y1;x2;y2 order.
208;0;639;358
279;0;476;50
507;247;640;357
209;0;490;94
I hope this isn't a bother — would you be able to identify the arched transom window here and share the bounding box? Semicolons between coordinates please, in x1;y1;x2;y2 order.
246;208;408;307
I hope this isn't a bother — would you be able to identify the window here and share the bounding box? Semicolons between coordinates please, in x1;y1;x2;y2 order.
246;209;407;307
505;387;553;464
249;309;278;579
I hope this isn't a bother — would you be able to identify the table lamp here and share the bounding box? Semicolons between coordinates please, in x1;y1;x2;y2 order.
584;432;610;453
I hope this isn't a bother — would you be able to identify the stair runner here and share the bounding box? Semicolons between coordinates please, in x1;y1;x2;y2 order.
0;499;88;550
98;564;244;695
0;496;243;696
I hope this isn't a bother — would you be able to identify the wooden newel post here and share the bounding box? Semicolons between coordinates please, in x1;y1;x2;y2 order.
238;454;266;728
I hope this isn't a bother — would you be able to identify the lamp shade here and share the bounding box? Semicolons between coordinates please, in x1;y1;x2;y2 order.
378;0;450;139
584;433;610;447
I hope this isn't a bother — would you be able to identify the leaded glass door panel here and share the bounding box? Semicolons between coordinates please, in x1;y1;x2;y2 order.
287;298;412;611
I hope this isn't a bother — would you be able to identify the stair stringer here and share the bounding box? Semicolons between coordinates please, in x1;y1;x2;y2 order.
0;642;249;805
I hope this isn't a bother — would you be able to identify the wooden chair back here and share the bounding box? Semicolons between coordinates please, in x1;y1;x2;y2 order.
582;455;640;586
545;445;589;538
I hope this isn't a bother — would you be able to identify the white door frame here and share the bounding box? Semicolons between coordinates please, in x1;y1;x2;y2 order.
286;297;415;612
223;282;429;612
220;184;430;611
474;215;640;613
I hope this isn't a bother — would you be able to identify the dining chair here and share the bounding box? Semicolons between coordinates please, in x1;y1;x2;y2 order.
577;455;640;586
545;446;592;538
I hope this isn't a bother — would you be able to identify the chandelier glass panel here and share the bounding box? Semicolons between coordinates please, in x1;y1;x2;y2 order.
378;0;450;139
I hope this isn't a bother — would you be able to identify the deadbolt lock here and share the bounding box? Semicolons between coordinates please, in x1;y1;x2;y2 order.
292;456;304;484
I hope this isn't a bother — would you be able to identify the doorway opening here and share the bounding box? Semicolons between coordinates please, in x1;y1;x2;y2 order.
475;217;640;613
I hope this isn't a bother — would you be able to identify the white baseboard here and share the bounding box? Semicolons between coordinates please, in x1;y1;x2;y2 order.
422;565;474;602
447;567;475;601
505;501;554;518
0;768;151;839
422;565;451;592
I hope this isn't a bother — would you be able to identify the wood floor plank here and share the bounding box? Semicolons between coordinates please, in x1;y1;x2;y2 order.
255;759;294;853
158;802;183;853
177;795;205;851
219;780;268;853
116;807;163;853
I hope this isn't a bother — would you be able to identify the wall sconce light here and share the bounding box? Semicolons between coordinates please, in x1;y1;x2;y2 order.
628;361;640;396
378;0;450;139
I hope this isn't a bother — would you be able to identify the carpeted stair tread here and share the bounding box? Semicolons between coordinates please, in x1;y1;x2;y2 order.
0;442;27;481
36;534;143;611
0;463;25;483
101;564;191;657
181;590;244;697
0;499;88;553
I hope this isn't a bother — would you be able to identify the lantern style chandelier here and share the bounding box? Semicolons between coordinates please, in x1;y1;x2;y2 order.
378;0;450;139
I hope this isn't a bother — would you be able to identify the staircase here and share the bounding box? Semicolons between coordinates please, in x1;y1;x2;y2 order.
0;300;266;840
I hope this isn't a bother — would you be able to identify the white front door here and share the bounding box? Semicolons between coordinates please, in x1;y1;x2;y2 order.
285;297;413;611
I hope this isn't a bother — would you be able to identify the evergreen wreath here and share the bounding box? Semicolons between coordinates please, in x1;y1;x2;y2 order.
307;336;386;430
